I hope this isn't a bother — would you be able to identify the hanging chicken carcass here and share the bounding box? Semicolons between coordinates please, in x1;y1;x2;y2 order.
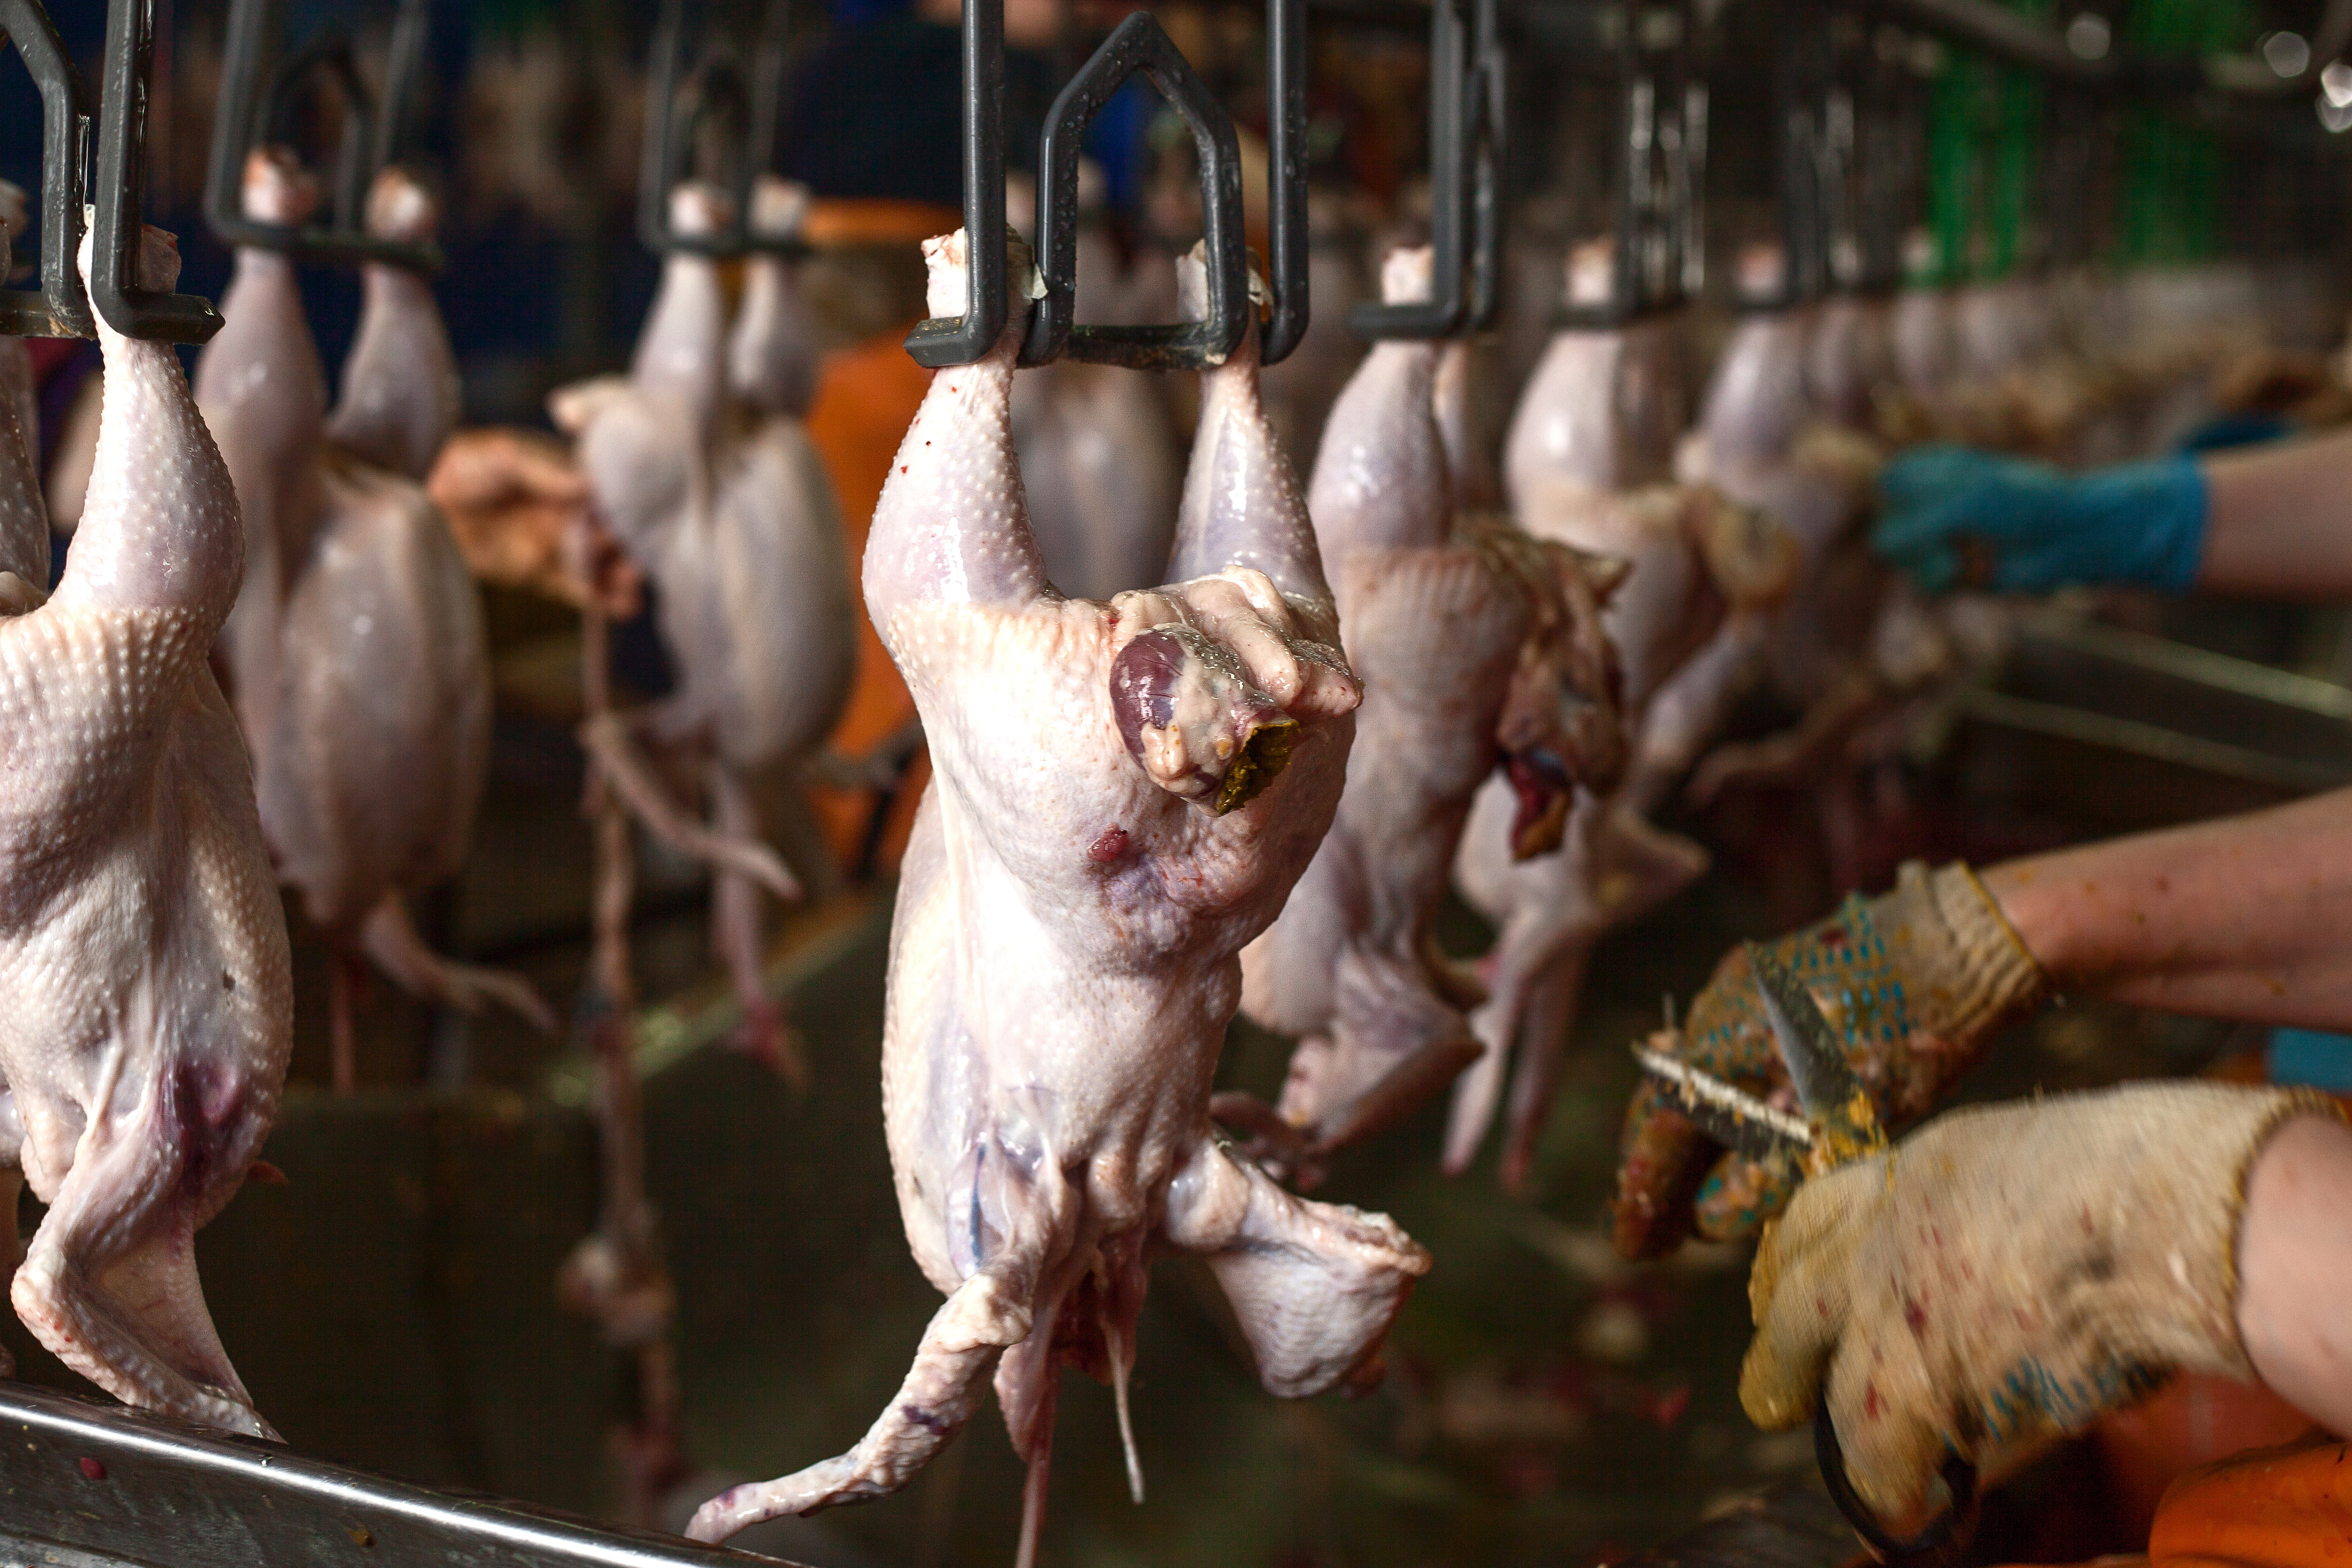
556;180;854;1080
1445;239;1797;1187
200;153;551;1088
0;222;292;1440
1226;246;1629;1185
688;234;1423;1565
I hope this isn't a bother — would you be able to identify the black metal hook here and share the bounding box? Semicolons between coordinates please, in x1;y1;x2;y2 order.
1022;11;1247;369
1557;0;1701;330
205;0;441;273
262;29;376;237
639;0;748;258
903;0;1006;368
908;0;1310;372
0;0;93;338
1349;0;1503;340
1737;0;1833;313
640;0;811;259
1260;0;1309;365
1836;21;1926;294
92;0;224;341
743;0;813;257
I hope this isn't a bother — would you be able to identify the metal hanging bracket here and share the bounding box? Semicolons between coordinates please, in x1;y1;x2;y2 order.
1350;0;1504;340
205;0;443;274
903;0;1007;368
640;0;748;258
1022;12;1248;369
743;0;812;258
908;0;1311;371
93;0;225;341
640;0;812;259
0;0;219;341
1556;0;1699;330
1738;0;1832;314
0;0;93;337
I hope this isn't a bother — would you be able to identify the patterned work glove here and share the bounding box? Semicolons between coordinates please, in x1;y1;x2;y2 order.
1741;1084;2334;1532
1609;860;2045;1259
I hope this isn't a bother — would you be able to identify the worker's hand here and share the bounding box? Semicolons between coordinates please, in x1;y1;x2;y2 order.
1740;1084;2330;1535
428;427;643;619
1872;446;2208;596
1609;861;2044;1259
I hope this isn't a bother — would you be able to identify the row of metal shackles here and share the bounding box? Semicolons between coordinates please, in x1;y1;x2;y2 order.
204;0;442;274
0;0;219;343
905;0;1508;372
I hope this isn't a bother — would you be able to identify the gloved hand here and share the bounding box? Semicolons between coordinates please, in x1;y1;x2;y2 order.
1609;861;2045;1259
1740;1084;2333;1533
1873;446;2208;596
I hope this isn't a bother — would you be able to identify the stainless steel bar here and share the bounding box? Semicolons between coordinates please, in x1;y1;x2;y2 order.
0;1382;796;1568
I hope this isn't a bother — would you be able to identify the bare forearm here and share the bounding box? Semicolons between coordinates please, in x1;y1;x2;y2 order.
2197;428;2352;601
1983;788;2352;1026
2237;1113;2352;1436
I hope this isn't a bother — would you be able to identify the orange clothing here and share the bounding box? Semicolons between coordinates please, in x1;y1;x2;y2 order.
2143;1432;2350;1568
804;322;932;872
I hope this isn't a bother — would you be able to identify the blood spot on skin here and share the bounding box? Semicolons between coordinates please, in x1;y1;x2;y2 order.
1089;828;1131;863
1903;1297;1927;1336
900;1403;952;1435
77;1457;105;1480
1863;1384;1882;1420
900;466;908;475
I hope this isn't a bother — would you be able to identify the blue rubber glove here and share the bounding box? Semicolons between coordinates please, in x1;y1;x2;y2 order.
1873;446;2209;595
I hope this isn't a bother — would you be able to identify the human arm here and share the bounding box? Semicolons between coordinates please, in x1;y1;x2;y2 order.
1611;787;2352;1258
1987;785;2352;1027
1872;426;2352;601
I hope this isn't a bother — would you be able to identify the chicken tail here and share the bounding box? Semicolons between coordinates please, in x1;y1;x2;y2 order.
358;895;559;1034
578;713;799;900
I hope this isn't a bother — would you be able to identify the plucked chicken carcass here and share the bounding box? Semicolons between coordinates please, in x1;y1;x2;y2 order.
0;222;291;1439
1655;247;1880;805
1444;241;1796;1186
556;181;854;1078
1225;247;1628;1184
688;233;1425;1562
199;153;549;1089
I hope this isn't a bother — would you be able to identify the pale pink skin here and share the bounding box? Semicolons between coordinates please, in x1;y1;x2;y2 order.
1004;211;1181;604
325;169;461;481
686;234;1426;1558
570;183;858;1032
199;150;542;1034
0;226;292;1439
1237;248;1586;1173
1448;269;1720;1186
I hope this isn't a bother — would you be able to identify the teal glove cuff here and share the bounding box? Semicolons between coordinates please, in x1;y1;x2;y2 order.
1873;447;2209;596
